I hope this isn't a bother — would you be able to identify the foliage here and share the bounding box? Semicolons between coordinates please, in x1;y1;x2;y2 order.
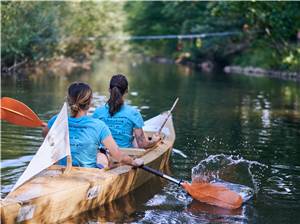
1;1;299;71
125;1;300;71
57;2;127;60
1;2;60;66
1;1;127;68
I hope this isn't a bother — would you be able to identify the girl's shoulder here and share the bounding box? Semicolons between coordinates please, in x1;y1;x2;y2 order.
83;115;106;127
123;104;140;114
93;105;109;118
77;116;110;139
48;114;58;128
122;105;143;125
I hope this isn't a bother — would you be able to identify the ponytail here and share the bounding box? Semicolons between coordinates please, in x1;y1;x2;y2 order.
107;74;128;116
108;86;123;116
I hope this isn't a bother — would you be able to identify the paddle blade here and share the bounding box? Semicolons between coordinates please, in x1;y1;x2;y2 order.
0;97;43;128
182;182;243;209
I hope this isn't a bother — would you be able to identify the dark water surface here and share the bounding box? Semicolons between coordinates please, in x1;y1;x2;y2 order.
1;60;300;223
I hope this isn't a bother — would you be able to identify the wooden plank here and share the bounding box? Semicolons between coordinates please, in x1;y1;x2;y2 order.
121;148;146;156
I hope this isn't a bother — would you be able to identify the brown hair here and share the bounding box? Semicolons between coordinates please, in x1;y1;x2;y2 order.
67;82;92;117
107;74;128;116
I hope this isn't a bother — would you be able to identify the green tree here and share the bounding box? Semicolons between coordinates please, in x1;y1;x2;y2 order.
1;2;60;67
125;2;300;71
58;1;127;59
1;1;127;69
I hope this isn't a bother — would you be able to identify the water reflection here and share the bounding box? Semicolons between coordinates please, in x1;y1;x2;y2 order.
187;200;243;217
1;59;300;223
63;177;165;223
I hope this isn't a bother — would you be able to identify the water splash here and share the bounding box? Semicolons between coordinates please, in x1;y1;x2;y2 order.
211;179;254;202
192;154;268;200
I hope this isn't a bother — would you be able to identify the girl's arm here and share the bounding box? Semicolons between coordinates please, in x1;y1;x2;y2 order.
102;135;143;167
42;123;49;137
133;128;161;149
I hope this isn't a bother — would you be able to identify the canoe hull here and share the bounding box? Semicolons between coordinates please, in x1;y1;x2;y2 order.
1;114;175;223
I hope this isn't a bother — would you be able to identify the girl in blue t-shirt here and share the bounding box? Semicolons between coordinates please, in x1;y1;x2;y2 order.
93;74;160;148
42;82;143;168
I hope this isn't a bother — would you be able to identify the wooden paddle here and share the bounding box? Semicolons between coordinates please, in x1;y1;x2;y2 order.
140;165;243;209
0;97;44;127
158;97;179;134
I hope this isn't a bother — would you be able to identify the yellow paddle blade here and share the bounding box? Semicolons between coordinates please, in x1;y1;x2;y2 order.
182;182;243;209
0;97;43;128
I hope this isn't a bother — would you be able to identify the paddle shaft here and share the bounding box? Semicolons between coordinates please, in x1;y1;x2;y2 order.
141;165;183;186
158;97;179;134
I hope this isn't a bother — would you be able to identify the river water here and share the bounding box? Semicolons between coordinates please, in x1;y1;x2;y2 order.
1;59;300;223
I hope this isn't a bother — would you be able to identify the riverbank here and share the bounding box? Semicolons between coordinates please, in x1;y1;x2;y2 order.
150;56;215;73
151;56;300;82
3;54;300;84
1;57;92;77
224;65;300;82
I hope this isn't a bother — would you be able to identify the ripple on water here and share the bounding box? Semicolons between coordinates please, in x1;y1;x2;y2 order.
139;210;210;224
191;154;300;209
0;155;33;169
139;205;249;224
140;105;150;110
1;165;27;197
141;176;252;223
130;91;139;96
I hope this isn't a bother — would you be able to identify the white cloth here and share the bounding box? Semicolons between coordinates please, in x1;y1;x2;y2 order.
11;103;70;192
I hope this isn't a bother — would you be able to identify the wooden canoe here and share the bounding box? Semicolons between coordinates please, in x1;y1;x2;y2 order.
1;113;175;223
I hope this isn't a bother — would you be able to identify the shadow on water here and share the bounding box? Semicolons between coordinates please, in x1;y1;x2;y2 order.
62;176;165;223
187;200;243;216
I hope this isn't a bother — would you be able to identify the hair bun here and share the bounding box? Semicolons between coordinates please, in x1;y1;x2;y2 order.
71;104;79;112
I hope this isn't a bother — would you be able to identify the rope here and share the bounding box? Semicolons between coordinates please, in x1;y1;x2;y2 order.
87;31;241;41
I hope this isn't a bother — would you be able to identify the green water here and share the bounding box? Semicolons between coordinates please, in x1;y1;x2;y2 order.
1;60;300;223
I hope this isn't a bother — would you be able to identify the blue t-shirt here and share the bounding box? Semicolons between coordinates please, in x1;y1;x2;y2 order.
48;115;111;168
92;104;144;148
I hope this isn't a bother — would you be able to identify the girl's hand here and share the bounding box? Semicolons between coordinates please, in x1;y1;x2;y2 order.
151;133;161;142
132;158;144;167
